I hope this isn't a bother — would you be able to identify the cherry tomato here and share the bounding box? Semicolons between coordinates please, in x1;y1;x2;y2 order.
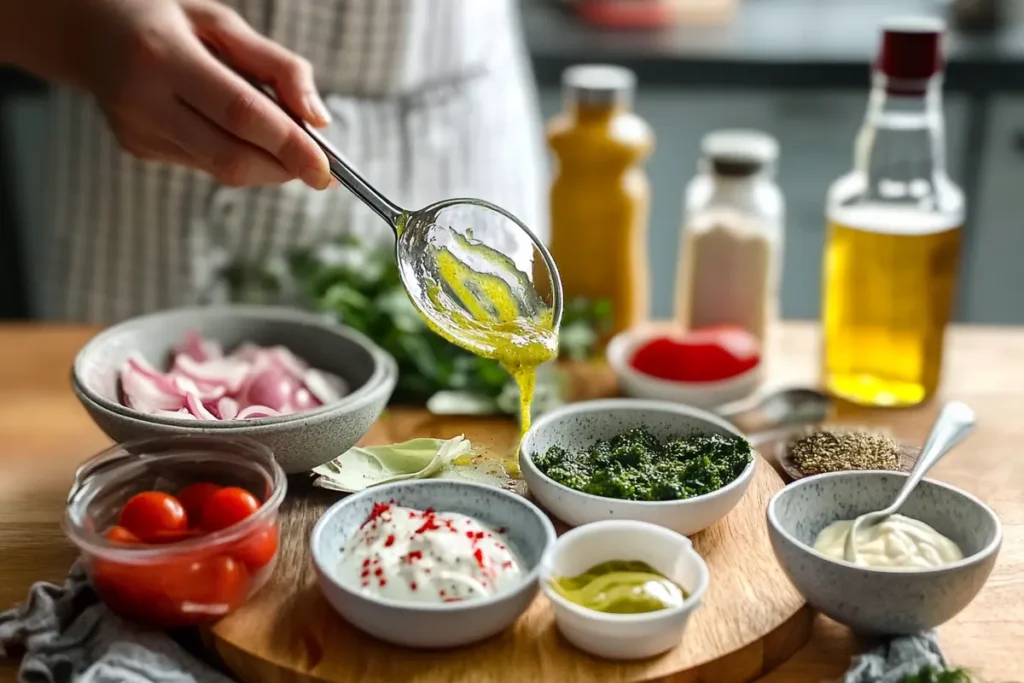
146;528;203;544
105;526;141;544
92;554;251;628
232;524;279;571
630;325;761;383
200;487;261;532
176;483;222;526
118;491;188;542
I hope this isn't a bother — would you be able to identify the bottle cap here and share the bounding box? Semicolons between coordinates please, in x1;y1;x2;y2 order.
701;129;779;177
562;64;636;107
877;16;945;81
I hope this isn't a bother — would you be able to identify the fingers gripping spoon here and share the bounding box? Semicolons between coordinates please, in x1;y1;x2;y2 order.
251;82;563;350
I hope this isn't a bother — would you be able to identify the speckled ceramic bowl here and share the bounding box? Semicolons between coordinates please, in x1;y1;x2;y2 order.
72;305;397;473
519;399;757;536
768;471;1002;635
310;479;556;649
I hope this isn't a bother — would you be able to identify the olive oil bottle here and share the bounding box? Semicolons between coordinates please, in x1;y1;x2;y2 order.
822;18;964;408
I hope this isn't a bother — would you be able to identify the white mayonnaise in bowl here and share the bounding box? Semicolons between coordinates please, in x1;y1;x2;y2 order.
310;479;555;649
768;470;1001;635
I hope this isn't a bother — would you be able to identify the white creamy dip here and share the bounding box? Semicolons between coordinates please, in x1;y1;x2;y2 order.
337;503;522;603
813;513;964;569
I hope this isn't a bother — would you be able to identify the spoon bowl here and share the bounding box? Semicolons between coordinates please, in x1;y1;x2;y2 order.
397;198;562;351
843;401;975;563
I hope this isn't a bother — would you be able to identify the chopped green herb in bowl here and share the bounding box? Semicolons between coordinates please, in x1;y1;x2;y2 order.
532;426;752;502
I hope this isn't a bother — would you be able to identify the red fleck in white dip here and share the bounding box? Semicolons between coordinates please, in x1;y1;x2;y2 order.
338;503;522;604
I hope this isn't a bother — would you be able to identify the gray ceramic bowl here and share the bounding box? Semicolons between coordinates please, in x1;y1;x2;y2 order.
519;399;756;536
768;471;1002;635
72;305;397;473
311;479;556;649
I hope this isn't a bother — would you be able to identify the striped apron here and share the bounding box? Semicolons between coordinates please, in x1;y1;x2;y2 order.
45;0;547;324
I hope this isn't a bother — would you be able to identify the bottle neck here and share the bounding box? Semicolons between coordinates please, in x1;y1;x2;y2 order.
854;71;947;182
564;100;627;123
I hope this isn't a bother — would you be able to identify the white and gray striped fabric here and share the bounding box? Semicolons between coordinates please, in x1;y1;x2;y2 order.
45;0;548;324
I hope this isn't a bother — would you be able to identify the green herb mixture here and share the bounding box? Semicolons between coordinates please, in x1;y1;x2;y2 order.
532;427;753;501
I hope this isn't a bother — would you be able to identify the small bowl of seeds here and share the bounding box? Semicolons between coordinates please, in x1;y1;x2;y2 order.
776;425;920;481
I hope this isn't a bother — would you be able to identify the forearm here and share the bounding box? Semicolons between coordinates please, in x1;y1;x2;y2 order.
0;0;87;86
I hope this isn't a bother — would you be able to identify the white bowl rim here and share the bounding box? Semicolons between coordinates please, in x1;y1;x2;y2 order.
309;479;557;612
606;328;763;390
72;305;398;428
767;469;1004;575
519;398;757;508
538;519;709;624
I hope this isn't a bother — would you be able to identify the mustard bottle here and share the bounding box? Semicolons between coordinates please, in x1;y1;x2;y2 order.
547;65;654;341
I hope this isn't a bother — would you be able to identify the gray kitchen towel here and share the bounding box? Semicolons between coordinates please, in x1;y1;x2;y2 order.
843;631;948;683
0;564;233;683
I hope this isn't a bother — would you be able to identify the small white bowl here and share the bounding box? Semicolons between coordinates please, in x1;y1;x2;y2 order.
520;399;756;536
606;329;762;409
539;520;709;660
310;479;555;649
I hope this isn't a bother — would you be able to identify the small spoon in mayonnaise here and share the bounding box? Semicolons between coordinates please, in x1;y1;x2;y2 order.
843;401;975;564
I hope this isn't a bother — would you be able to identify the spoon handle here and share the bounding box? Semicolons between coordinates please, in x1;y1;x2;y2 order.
888;401;975;514
298;121;406;230
245;79;406;231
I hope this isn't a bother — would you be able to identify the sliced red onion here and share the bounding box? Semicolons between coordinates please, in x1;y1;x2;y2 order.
292;388;319;412
244;367;299;412
216;396;239;421
185;393;219;420
174;331;224;363
125;353;180;395
120;333;347;421
172;375;226;402
121;365;184;413
236;405;280;419
172;354;250;393
153;408;198;420
267;346;308;379
304;369;344;405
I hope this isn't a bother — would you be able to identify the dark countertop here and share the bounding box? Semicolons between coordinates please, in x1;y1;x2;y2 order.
3;1;1024;95
524;0;1024;91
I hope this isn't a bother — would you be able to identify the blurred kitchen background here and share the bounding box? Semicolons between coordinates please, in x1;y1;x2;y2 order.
2;0;1022;323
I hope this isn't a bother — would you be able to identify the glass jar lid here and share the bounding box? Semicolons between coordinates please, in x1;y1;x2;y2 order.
700;129;779;177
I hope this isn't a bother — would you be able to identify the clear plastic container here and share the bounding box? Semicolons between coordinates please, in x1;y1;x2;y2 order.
675;130;784;345
63;436;286;627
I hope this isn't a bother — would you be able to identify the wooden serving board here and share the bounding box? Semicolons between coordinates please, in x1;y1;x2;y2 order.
205;404;812;683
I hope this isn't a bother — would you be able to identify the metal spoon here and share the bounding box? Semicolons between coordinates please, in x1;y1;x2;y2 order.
842;401;975;563
252;81;564;347
719;388;832;444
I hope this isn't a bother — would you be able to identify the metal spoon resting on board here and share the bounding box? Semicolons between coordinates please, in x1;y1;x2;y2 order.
842;401;976;563
719;388;832;447
246;78;563;347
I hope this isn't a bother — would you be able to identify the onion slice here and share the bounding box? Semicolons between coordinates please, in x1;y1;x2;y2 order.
120;333;347;420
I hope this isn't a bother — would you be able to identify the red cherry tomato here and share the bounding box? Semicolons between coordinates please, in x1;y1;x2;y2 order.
232;524;279;571
118;491;188;542
91;554;251;628
146;528;203;544
630;325;761;383
105;526;141;544
200;487;261;532
176;483;222;526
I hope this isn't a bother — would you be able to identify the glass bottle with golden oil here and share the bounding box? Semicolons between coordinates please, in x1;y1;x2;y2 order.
822;17;964;408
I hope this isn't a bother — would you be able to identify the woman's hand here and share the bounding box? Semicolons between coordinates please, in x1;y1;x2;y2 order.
6;0;332;188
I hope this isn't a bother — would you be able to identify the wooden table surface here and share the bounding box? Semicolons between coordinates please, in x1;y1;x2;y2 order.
1;323;1022;682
